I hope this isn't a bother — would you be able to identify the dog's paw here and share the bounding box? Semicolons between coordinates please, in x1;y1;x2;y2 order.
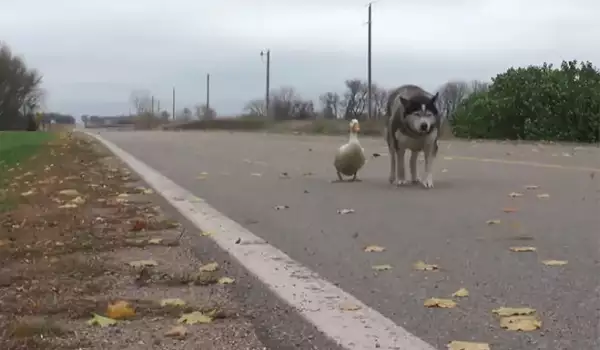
388;175;396;184
396;179;411;187
421;174;434;189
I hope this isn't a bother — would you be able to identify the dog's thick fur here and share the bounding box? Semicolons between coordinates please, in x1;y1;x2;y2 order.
384;84;441;188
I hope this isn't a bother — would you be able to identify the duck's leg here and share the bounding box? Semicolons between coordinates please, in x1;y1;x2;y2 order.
351;173;362;182
331;171;344;183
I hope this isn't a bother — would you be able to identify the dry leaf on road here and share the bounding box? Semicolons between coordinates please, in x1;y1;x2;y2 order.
524;185;539;190
21;190;36;197
165;325;187;338
274;205;289;210
509;246;537;252
199;262;219;272
160;298;186;307
148;238;163;244
424;298;457;308
58;189;81;196
372;264;392;271
337;208;355;215
536;193;550;199
218;277;235;284
541;260;568;266
106;300;135;319
500;315;542;331
486;219;501;225
492;307;536;317
178;311;212;325
250;173;262;177
452;288;469;298
509;192;524;198
128;260;158;268
364;245;386;252
447;340;491;350
413;261;439;271
87;313;117;327
339;301;361;311
201;231;213;236
502;207;518;213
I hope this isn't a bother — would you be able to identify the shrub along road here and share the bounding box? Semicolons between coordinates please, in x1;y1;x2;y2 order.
94;130;599;350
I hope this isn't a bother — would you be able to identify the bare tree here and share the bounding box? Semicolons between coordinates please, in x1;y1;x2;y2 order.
319;92;341;120
129;89;152;115
243;99;266;118
370;84;388;120
341;79;368;120
436;81;471;120
194;103;216;120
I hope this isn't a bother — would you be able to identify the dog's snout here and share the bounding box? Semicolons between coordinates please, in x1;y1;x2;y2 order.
419;122;429;131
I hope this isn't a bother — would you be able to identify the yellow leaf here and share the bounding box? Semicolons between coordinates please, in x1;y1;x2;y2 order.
541;260;568;266
536;193;550;199
447;340;491;350
70;196;86;205
160;298;186;307
177;311;212;325
86;313;117;327
485;219;501;225
127;260;158;268
218;277;235;284
524;185;539;190
339;301;361;311
452;288;469;298
372;264;392;271
199;262;219;272
499;315;542;331
201;231;213;237
364;245;386;252
413;261;439;271
148;238;163;244
424;298;457;308
509;246;536;252
21;190;36;197
59;189;81;196
59;203;78;209
106;300;135;319
492;307;536;317
509;192;524;198
250;173;262;177
165;325;187;338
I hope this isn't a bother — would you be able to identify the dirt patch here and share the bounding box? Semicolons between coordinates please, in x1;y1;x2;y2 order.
0;132;265;350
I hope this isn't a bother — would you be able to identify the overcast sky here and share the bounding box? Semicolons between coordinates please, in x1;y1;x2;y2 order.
1;0;597;117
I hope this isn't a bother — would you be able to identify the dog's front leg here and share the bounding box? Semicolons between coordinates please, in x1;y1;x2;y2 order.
395;147;409;186
409;151;419;184
388;145;397;184
422;145;435;189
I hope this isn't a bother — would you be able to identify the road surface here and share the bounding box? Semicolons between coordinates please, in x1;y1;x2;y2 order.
97;130;599;350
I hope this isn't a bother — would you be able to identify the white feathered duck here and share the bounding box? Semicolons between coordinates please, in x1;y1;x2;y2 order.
333;118;366;182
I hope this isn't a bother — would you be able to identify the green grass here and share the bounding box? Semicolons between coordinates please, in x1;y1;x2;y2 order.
0;131;55;212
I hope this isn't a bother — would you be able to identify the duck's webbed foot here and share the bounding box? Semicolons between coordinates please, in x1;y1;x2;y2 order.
350;173;362;182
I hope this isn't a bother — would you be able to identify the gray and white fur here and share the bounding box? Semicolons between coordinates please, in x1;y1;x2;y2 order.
384;84;441;188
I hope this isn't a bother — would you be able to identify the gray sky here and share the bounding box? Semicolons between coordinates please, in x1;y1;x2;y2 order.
1;0;597;117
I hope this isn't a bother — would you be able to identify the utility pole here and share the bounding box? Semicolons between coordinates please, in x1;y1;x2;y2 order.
367;2;373;120
260;49;271;118
206;73;210;111
172;87;176;121
151;95;155;115
157;100;161;114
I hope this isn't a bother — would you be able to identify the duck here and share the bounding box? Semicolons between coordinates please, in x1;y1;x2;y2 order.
334;118;366;182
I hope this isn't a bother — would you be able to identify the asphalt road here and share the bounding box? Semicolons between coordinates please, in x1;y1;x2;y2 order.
98;130;600;350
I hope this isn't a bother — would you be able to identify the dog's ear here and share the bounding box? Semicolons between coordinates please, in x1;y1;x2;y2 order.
429;92;439;105
399;96;410;108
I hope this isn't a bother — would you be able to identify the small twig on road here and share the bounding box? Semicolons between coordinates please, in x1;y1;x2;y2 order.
177;228;186;242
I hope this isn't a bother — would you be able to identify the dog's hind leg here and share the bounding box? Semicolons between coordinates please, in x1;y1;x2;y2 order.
409;151;419;184
421;144;436;189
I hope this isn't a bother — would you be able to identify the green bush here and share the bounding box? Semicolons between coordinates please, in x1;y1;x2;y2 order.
452;60;600;142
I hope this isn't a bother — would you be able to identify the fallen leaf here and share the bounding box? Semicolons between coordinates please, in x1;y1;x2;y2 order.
447;340;491;350
339;301;361;311
250;173;262;177
364;245;386;252
444;156;454;160
21;190;36;196
441;168;448;173
106;300;135;319
524;185;539;190
486;219;501;225
190;196;203;203
413;261;439;271
165;325;187;338
58;203;78;209
274;205;289;210
148;238;163;244
509;192;524;198
536;193;550;199
199;262;219;272
372;264;392;271
499;315;542;331
201;231;213;236
70;196;85;205
128;260;158;268
424;298;457;308
58;189;80;196
130;220;147;232
541;260;568;266
502;207;518;213
337;208;355;215
86;313;117;327
117;193;129;198
218;277;235;284
178;311;212;325
452;288;470;298
279;172;290;179
509;246;537;252
492;307;536;317
160;298;186;307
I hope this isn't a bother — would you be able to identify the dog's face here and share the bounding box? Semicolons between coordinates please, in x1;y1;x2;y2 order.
399;93;439;135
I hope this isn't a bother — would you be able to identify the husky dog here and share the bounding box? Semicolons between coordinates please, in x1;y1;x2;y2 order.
384;84;441;188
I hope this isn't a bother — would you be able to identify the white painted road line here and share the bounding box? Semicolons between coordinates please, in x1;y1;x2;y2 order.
87;131;438;350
